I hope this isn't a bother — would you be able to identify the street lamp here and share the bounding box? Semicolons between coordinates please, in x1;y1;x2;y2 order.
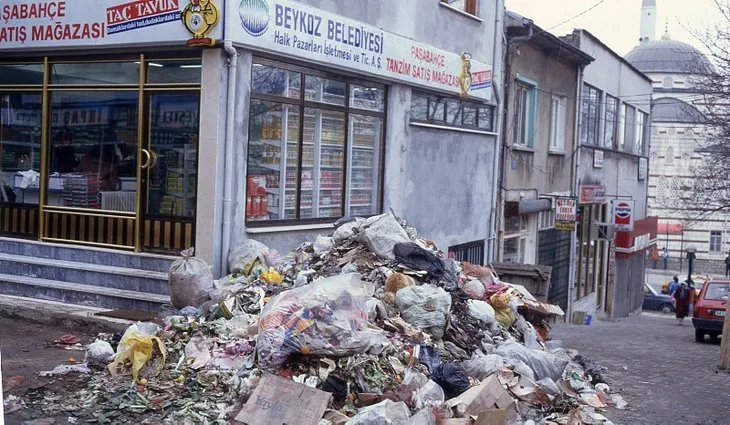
686;246;697;283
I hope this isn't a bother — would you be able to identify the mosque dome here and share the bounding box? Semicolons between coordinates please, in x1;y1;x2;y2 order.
625;31;713;75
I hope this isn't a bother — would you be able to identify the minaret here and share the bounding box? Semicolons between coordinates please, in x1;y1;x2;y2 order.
640;0;657;43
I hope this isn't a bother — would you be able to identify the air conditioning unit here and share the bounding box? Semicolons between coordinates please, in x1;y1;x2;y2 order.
591;222;615;241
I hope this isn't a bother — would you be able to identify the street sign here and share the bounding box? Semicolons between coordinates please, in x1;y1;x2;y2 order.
612;199;635;232
555;198;577;231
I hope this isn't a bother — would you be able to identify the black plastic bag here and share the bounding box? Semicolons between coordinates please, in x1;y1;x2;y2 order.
393;242;447;278
430;363;471;398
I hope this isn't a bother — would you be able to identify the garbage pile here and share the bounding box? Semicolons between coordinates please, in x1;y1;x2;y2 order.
10;212;625;425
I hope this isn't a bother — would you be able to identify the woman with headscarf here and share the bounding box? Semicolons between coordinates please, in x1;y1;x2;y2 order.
673;281;692;325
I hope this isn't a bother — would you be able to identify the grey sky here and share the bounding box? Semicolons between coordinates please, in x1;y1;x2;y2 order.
505;0;718;56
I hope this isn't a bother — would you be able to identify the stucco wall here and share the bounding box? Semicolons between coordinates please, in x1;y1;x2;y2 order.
504;41;578;195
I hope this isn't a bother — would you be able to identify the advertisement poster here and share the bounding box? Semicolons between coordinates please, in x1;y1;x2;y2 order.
229;0;494;100
612;199;635;232
579;185;606;204
0;0;222;49
555;197;577;231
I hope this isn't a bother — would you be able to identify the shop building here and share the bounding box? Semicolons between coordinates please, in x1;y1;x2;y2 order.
561;29;653;319
0;0;504;309
498;12;592;311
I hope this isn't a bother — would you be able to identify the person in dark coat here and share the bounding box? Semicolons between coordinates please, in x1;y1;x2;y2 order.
673;282;692;325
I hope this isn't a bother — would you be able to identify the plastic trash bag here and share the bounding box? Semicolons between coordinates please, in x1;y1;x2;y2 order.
314;235;334;255
168;248;214;309
85;339;114;368
467;300;496;324
462;279;486;299
393;243;447;278
494;307;517;328
228;239;270;275
260;268;283;284
395;284;451;339
414;380;445;409
333;217;365;245
345;399;411;425
361;212;411;260
495;341;569;381
430;363;470;398
108;323;166;383
257;273;385;370
461;353;505;380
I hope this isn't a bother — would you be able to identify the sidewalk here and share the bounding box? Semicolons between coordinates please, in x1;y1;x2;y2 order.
0;294;133;333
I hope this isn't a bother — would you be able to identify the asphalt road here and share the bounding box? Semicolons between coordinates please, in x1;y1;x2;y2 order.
553;314;730;425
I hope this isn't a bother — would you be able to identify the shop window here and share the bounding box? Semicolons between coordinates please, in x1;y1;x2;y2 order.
0;93;43;204
146;59;202;84
580;84;601;146
247;61;384;223
51;62;139;85
710;231;723;253
604;95;619;149
0;63;44;85
549;95;567;151
514;82;535;147
440;0;477;15
410;92;493;131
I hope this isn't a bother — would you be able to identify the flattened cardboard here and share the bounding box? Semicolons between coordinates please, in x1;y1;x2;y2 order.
445;375;518;419
235;373;331;425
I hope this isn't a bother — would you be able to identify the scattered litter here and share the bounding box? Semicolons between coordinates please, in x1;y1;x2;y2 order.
39;364;90;376
59;334;80;345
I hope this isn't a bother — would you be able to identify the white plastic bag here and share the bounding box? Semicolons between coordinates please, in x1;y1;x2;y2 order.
168;248;214;309
461;353;505;380
495;341;569;381
85;340;114;368
333;218;365;244
467;299;496;324
257;273;385;370
345;400;411;425
361;212;410;260
314;235;334;255
227;239;270;274
395;284;451;339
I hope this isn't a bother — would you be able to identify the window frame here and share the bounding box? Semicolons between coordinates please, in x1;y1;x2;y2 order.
440;0;477;16
410;91;494;132
246;58;387;226
603;94;619;149
623;104;636;152
581;84;602;146
710;230;723;253
514;79;536;147
636;110;648;155
549;95;567;152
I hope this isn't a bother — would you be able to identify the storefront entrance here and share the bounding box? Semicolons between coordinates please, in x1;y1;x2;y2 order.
0;56;201;253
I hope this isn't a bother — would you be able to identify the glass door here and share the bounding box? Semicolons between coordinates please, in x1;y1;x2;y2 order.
141;93;199;252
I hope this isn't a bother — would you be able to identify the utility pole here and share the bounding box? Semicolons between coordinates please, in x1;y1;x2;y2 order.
717;303;730;370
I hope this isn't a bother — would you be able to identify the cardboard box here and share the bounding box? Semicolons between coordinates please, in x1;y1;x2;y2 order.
445;375;518;423
235;373;331;425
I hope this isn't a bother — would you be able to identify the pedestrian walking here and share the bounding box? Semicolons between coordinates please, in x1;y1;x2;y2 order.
651;246;659;269
673;281;692;325
662;247;669;270
725;252;730;277
667;276;680;295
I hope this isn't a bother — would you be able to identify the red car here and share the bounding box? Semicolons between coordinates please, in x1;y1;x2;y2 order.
693;280;729;343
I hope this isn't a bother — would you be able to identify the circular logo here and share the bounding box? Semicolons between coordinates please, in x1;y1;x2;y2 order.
615;202;631;218
188;13;204;31
239;0;270;37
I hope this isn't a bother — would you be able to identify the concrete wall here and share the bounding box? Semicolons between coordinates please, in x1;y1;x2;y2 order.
579;149;648;217
504;42;578;195
613;255;645;317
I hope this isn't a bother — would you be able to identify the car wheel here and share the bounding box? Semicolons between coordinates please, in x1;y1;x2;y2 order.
695;329;706;343
660;304;674;314
709;332;720;342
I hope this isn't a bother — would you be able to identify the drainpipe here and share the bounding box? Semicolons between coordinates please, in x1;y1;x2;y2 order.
487;0;504;264
567;62;585;322
221;40;238;276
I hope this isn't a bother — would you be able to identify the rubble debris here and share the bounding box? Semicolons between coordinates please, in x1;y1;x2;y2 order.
5;211;621;424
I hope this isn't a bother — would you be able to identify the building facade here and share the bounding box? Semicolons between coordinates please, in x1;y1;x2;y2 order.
625;0;723;273
562;29;653;319
0;0;504;308
498;12;592;311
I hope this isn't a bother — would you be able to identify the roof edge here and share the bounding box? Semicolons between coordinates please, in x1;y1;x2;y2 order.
568;29;653;83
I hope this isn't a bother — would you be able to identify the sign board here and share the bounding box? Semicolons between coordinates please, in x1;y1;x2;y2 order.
578;185;606;204
634;233;650;251
611;199;635;232
593;150;604;169
228;0;494;100
555;197;577;231
0;0;223;50
638;157;648;181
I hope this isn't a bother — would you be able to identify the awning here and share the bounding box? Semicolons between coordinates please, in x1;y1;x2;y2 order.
518;199;551;215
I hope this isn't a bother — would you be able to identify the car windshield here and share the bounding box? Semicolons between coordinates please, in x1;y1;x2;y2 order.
704;283;729;301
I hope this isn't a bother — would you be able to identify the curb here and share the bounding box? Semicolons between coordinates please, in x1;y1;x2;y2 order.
0;294;134;333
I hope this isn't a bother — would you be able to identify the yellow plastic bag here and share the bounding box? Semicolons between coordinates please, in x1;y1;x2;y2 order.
260;268;283;284
494;307;516;328
108;324;166;383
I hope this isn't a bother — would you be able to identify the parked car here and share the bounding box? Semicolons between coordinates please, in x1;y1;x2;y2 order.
693;280;729;343
643;283;675;313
